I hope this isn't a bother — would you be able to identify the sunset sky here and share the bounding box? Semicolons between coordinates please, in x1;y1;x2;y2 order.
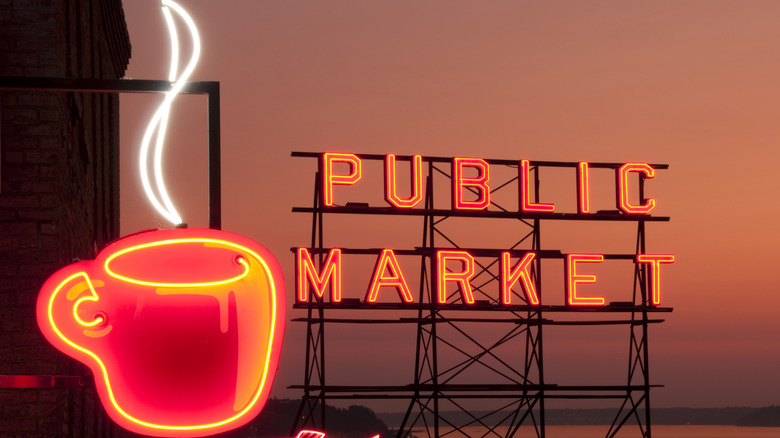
118;1;780;411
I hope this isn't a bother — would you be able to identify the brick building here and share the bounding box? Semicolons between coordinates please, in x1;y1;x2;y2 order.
1;0;131;436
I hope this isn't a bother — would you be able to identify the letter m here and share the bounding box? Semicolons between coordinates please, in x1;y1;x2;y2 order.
296;248;342;302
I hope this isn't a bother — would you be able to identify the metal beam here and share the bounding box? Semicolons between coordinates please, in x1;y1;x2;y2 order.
0;76;222;229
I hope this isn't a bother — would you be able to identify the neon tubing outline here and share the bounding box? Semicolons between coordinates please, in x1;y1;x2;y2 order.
139;0;201;226
45;239;280;434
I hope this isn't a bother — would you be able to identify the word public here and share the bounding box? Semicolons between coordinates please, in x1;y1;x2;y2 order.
321;152;659;214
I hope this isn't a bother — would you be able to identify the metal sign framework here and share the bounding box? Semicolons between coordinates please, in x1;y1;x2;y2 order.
290;152;672;438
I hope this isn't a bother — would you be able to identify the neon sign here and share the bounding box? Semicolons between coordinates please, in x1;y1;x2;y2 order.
501;252;539;305
294;431;380;438
37;228;285;437
436;250;478;304
316;153;661;215
385;154;423;208
617;162;656;214
636;254;675;305
520;159;555;212
576;161;590;214
296;248;673;307
294;152;675;307
565;253;606;306
296;247;342;302
322;153;362;207
452;157;491;210
366;249;414;303
139;0;201;226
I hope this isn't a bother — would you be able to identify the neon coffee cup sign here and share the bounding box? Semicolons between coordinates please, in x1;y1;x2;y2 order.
36;228;285;436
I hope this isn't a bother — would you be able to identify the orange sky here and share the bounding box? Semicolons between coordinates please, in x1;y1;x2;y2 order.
119;1;780;410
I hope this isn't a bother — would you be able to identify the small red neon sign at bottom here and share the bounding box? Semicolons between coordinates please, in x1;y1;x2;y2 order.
295;431;379;438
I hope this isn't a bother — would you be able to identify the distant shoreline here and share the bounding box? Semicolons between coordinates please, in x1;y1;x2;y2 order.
178;400;779;437
377;406;780;427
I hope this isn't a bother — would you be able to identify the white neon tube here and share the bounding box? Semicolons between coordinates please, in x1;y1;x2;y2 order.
139;0;201;226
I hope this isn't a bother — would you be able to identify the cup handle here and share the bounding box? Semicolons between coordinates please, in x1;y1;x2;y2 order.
37;261;107;360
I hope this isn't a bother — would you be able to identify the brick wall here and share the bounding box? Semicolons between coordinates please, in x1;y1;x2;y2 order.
0;0;130;436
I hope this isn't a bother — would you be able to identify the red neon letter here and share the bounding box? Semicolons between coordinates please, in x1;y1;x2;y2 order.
322;153;361;207
295;431;326;438
617;163;656;214
577;162;590;214
436;250;476;304
366;249;414;303
452;157;490;210
520;159;554;213
565;254;605;306
296;248;342;302
500;252;539;305
385;154;423;208
636;254;674;305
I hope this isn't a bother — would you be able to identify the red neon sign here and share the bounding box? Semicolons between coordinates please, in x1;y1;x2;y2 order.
617;162;656;214
36;228;285;437
366;249;414;303
294;432;380;438
636;254;675;305
565;253;606;306
322;153;362;207
520;159;555;213
296;248;342;302
436;250;476;304
500;252;539;305
577;161;590;214
295;431;327;438
315;153;664;216
294;248;673;306
452;157;491;210
385;154;423;208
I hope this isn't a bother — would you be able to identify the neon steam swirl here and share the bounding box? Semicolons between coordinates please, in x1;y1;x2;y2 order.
139;0;201;226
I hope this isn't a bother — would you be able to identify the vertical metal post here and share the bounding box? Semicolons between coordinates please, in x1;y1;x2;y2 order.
207;82;221;230
532;163;546;438
429;162;439;438
400;168;435;437
318;199;326;431
639;174;651;438
292;171;324;434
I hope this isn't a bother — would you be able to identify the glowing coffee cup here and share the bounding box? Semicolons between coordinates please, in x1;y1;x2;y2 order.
36;228;285;437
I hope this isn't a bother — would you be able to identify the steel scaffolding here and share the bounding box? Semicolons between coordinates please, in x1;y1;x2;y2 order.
291;152;672;438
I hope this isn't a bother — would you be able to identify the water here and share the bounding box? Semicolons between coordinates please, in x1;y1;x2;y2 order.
407;425;780;437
